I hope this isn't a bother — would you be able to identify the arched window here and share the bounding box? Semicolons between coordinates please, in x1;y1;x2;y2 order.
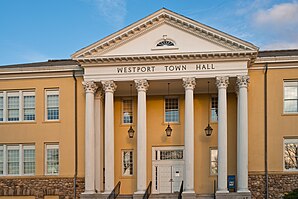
156;40;175;47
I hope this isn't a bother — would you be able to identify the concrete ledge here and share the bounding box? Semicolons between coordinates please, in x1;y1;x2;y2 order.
215;192;251;199
182;191;196;199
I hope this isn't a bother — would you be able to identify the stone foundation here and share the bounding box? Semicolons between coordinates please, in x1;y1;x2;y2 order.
0;177;85;199
249;173;298;199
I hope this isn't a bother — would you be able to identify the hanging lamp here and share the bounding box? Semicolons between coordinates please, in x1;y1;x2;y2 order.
128;84;135;138
165;83;173;137
205;81;213;136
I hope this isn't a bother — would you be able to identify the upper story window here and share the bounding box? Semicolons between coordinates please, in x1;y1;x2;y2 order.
211;96;218;122
45;89;59;121
284;138;298;171
122;99;133;124
0;90;35;122
0;144;35;176
284;81;298;113
156;40;175;47
210;148;218;175
45;144;59;175
165;97;179;123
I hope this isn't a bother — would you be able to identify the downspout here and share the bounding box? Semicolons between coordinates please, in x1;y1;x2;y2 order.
264;63;268;199
73;70;78;199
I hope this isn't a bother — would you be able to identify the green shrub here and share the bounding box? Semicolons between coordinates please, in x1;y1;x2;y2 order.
284;189;298;199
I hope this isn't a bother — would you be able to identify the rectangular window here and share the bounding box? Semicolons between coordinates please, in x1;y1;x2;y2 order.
160;150;183;160
165;97;179;123
284;139;298;171
46;144;59;175
122;150;133;176
46;90;59;120
23;92;35;121
284;81;298;113
7;145;20;175
211;96;218;122
122;99;133;124
0;145;3;175
23;145;35;175
7;93;19;121
210;148;218;175
0;93;3;121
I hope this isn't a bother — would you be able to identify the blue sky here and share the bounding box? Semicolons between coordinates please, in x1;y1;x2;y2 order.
1;0;298;65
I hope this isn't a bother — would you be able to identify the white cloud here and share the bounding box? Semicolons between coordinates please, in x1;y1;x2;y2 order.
263;41;298;50
20;51;49;63
90;0;127;28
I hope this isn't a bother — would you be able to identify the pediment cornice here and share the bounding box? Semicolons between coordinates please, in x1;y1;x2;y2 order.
72;9;258;59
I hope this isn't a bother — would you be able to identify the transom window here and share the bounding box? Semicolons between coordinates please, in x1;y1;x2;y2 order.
122;150;133;176
211;96;218;122
156;40;175;47
45;144;59;175
46;89;59;121
122;99;133;124
284;81;298;113
165;97;179;123
0;90;35;122
0;144;35;176
210;148;218;175
160;150;183;160
284;139;298;171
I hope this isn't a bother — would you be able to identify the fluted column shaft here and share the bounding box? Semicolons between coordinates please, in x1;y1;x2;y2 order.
83;81;98;194
134;79;149;193
216;76;229;193
182;77;196;193
237;75;250;193
102;80;117;193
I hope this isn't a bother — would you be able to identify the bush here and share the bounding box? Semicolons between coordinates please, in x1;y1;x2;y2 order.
284;189;298;199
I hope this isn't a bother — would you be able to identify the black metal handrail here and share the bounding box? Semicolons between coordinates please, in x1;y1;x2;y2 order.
108;181;121;199
143;181;152;199
178;181;183;199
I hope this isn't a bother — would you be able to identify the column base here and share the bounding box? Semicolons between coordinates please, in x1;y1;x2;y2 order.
182;191;196;199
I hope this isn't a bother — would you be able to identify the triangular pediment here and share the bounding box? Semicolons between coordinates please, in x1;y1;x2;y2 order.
72;8;258;59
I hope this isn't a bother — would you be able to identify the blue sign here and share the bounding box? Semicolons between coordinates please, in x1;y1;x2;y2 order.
228;175;236;192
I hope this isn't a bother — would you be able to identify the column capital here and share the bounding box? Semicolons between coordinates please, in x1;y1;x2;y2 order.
216;76;229;89
83;81;98;93
101;80;117;93
134;79;149;92
236;75;250;88
182;77;196;90
95;88;104;100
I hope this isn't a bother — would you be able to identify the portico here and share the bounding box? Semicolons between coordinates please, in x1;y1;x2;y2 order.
72;8;258;199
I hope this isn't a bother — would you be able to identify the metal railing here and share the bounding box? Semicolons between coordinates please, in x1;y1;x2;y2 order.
108;181;121;199
143;181;152;199
178;181;183;199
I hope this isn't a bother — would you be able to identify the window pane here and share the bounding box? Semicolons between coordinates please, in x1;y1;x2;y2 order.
0;96;3;121
165;98;179;122
0;149;3;175
47;93;59;120
7;149;19;175
24;149;35;174
210;149;218;175
47;108;59;120
123;99;133;124
47;95;59;107
47;147;59;174
284;142;298;170
284;100;298;113
122;150;133;176
8;96;19;121
211;96;218;122
284;87;298;99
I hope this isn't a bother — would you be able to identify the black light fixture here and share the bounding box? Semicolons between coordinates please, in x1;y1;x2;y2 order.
205;81;213;136
128;84;135;138
165;83;173;137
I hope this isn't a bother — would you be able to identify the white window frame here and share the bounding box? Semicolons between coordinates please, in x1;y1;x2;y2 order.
23;145;36;175
0;144;35;176
45;89;60;121
164;96;180;123
122;98;133;125
283;80;298;114
210;95;218;123
23;91;36;121
0;90;35;122
45;144;59;175
0;92;3;121
122;149;134;176
210;147;218;176
283;138;298;171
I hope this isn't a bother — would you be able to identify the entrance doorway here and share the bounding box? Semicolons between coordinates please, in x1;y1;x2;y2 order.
152;146;184;194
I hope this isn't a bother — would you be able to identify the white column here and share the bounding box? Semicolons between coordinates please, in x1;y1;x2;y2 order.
216;76;229;193
182;77;196;193
102;80;117;193
95;89;104;192
134;79;149;194
82;81;98;194
236;75;250;193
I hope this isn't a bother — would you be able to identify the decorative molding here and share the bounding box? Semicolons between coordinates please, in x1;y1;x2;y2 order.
182;77;196;90
134;79;149;92
72;9;258;59
236;75;250;88
216;76;229;89
101;80;117;93
95;88;104;100
82;81;98;93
